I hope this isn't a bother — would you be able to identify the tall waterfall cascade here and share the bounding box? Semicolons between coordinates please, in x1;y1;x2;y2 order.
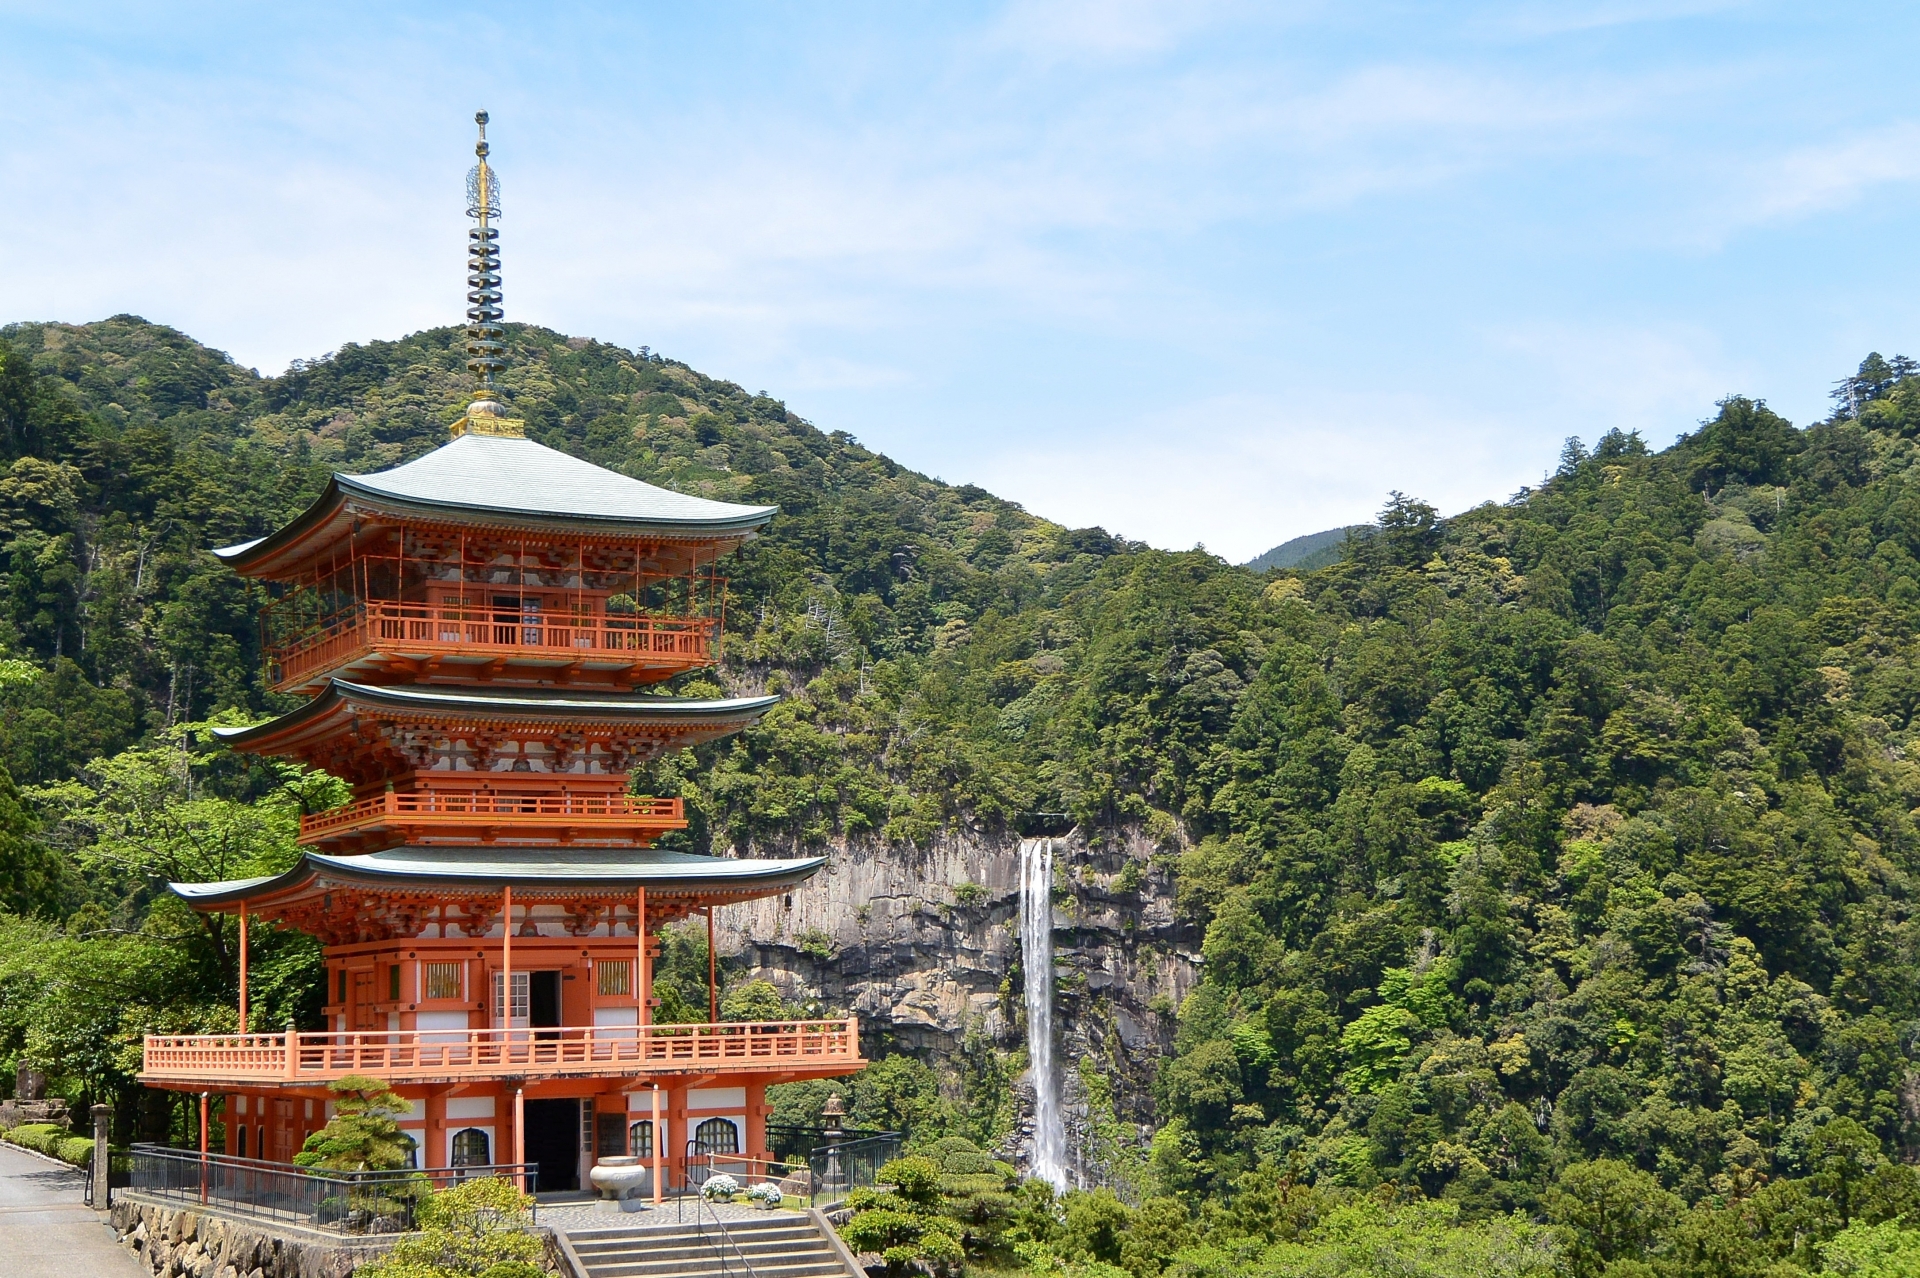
1020;836;1068;1189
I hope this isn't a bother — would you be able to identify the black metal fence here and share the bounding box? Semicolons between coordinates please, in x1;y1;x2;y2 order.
125;1144;537;1235
763;1124;891;1165
807;1133;901;1205
667;1130;901;1209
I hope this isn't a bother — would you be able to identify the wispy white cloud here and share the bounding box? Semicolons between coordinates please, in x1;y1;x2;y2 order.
1497;0;1751;38
0;2;1910;556
983;0;1275;62
1485;321;1744;438
1747;121;1920;222
971;391;1522;561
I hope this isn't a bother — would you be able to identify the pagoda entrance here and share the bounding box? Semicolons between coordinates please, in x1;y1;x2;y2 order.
525;1098;582;1193
530;971;562;1040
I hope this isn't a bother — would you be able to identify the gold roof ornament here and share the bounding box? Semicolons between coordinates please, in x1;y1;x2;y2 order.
450;396;526;439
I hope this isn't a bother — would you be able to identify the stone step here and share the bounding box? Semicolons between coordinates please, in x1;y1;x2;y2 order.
576;1242;839;1265
572;1227;824;1256
571;1219;818;1243
574;1239;837;1265
567;1214;853;1278
583;1251;840;1274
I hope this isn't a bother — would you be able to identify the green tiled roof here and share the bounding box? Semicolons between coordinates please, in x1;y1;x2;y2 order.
210;679;780;748
213;432;776;569
170;845;825;906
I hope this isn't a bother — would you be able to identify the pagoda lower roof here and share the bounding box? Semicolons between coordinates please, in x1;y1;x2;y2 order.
170;845;825;912
213;679;779;751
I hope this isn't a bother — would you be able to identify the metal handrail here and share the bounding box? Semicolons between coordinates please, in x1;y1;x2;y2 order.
697;1187;764;1278
124;1144;537;1235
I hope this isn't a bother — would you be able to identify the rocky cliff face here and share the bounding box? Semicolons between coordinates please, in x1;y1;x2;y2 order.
716;829;1203;1185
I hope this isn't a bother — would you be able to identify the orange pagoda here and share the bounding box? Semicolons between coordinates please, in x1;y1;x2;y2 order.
138;113;864;1196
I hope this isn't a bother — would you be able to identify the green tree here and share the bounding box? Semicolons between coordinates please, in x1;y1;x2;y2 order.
1545;1159;1681;1278
295;1075;417;1172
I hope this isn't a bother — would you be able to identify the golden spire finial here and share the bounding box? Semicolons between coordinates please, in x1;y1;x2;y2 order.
454;110;524;439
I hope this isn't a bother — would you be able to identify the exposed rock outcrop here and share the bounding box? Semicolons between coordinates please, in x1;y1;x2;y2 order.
718;827;1202;1185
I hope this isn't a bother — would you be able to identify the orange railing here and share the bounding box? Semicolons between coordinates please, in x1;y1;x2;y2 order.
142;1019;863;1085
270;603;719;689
300;792;685;841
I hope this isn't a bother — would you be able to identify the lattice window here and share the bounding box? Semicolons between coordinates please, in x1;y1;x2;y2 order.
597;960;631;996
425;962;463;1000
629;1120;653;1159
694;1117;739;1155
451;1127;490;1167
491;971;529;1023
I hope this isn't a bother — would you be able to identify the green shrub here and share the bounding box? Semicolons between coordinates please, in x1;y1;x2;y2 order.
7;1123;68;1156
2;1123;91;1167
356;1177;543;1278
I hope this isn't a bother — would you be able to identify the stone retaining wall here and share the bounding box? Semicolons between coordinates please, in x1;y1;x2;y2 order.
109;1195;398;1278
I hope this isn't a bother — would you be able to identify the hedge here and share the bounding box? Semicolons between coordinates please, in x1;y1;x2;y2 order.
2;1122;93;1168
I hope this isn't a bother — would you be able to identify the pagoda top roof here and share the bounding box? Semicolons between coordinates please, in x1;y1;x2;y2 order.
213;431;777;576
170;844;825;911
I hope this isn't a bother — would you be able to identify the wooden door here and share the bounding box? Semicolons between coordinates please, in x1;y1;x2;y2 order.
353;970;378;1031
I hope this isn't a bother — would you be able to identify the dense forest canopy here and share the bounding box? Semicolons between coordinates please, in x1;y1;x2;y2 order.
5;317;1920;1275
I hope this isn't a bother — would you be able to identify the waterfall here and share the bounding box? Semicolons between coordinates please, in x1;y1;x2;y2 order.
1020;836;1068;1189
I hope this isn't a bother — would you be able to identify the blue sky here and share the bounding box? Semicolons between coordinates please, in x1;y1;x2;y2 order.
4;3;1918;560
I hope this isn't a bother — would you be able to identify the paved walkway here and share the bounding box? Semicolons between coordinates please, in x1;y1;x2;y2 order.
0;1144;142;1277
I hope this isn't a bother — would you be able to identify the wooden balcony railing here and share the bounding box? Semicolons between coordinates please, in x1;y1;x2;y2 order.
270;603;719;691
141;1019;864;1086
299;792;685;843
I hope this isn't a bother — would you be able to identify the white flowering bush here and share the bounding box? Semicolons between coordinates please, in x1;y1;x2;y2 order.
702;1173;740;1202
747;1181;784;1208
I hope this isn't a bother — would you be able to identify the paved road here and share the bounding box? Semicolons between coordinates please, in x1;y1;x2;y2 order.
0;1143;142;1277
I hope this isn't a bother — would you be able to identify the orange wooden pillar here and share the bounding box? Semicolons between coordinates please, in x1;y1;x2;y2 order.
512;1086;526;1190
198;1092;210;1204
238;902;249;1031
423;1091;447;1170
637;888;649;1026
745;1079;769;1179
668;1085;689;1194
650;1085;663;1205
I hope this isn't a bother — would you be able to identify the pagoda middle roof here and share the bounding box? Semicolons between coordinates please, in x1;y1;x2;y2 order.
170;845;826;910
213;432;777;575
212;679;780;750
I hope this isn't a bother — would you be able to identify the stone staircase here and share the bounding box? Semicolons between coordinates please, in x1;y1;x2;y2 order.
564;1212;857;1278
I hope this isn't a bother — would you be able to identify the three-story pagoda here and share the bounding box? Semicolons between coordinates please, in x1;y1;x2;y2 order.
139;114;864;1197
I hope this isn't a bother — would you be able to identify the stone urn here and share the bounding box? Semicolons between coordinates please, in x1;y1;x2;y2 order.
589;1156;651;1211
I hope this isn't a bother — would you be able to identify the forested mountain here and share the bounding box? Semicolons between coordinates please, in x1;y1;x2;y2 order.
1244;524;1370;573
6;318;1920;1275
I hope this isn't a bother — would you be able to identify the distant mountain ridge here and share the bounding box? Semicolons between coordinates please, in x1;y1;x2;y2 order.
1244;524;1372;572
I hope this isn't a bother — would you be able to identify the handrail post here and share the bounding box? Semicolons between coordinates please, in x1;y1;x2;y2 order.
284;1022;298;1079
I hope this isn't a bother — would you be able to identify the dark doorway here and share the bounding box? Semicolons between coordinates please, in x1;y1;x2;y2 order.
530;971;562;1039
523;1098;580;1192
